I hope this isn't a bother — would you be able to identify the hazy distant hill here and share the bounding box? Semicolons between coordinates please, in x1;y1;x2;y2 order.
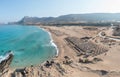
16;13;120;25
0;22;5;25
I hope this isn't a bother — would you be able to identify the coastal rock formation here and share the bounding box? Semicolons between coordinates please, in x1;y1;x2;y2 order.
0;51;14;73
6;61;120;77
8;60;67;77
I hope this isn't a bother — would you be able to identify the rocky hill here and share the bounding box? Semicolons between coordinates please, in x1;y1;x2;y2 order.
15;13;120;25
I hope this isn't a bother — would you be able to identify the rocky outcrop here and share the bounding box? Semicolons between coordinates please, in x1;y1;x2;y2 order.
0;51;14;73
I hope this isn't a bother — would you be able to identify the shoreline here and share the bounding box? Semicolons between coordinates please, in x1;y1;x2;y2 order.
0;25;59;71
1;25;120;77
39;26;59;57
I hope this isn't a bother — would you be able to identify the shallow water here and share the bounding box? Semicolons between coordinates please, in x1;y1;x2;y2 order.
0;25;57;68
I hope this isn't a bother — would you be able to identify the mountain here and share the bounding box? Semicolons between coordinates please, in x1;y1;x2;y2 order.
17;16;55;25
0;22;6;25
16;13;120;25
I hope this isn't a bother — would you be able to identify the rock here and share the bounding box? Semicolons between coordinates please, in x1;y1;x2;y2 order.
64;56;70;60
44;60;54;68
93;70;108;76
0;51;14;73
63;56;73;65
15;72;22;77
93;58;103;62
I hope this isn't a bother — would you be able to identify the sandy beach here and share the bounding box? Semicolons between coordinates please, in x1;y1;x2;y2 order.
1;25;120;77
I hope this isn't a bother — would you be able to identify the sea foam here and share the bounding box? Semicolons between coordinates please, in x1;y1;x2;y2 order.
0;51;13;63
39;27;59;57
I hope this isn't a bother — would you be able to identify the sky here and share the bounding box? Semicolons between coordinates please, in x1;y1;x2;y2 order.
0;0;120;22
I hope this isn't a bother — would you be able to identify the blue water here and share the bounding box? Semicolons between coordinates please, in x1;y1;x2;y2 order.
0;25;57;68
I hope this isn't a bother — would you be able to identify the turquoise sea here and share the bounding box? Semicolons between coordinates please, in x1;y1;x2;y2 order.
0;25;57;68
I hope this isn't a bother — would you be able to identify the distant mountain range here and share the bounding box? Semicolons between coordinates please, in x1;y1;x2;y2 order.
0;22;5;25
13;13;120;26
